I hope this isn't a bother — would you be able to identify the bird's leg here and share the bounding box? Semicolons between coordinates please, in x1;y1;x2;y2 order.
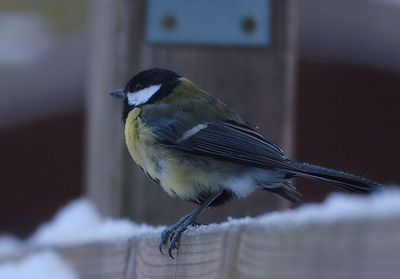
159;190;223;258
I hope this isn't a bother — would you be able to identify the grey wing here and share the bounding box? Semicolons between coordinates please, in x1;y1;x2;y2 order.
142;113;293;170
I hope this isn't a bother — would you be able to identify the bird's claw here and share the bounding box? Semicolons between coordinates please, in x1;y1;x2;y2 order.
167;228;185;258
159;225;187;258
158;229;170;255
159;214;193;258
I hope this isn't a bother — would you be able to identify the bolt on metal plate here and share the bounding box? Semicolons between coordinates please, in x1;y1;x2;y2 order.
146;0;271;47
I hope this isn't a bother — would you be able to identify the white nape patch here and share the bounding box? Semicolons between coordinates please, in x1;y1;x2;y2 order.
127;84;161;106
178;123;208;142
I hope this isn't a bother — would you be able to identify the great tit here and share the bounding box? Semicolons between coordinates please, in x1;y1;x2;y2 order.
110;68;382;258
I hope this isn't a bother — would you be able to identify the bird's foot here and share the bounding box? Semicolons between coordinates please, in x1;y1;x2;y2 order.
158;191;224;258
159;213;194;258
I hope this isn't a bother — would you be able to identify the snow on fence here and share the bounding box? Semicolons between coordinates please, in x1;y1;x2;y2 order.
1;188;400;279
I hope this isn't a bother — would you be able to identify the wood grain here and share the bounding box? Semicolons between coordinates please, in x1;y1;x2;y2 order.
85;0;131;216
60;241;131;279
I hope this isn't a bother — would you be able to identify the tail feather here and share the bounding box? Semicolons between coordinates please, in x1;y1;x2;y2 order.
269;182;302;204
287;161;383;194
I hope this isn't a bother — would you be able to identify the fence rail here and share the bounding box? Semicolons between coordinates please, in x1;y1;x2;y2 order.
2;191;399;279
54;213;400;278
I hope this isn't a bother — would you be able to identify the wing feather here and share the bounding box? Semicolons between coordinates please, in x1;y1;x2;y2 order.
143;113;293;170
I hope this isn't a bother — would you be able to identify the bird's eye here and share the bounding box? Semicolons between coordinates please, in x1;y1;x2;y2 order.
135;84;144;91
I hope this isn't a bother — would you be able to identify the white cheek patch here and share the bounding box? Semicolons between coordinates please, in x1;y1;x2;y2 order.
127;84;161;106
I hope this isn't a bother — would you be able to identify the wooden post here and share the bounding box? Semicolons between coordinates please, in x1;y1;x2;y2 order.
85;0;298;224
85;0;137;216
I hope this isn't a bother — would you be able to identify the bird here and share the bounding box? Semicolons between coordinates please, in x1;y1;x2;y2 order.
109;68;382;258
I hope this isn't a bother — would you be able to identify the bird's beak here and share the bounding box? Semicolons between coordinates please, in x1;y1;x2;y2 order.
109;89;125;100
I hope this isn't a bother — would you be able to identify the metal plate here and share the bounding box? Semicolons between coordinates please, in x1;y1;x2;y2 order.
146;0;271;46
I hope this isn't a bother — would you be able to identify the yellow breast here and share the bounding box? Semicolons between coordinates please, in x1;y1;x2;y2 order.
124;108;225;202
124;108;143;165
124;108;158;175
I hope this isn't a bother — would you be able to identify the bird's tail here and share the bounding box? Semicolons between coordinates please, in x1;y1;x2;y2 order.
286;161;383;194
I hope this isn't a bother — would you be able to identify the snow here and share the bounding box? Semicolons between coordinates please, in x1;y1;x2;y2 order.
30;198;159;246
0;251;77;279
0;235;24;258
2;188;400;248
3;188;400;245
192;186;400;233
0;199;158;278
257;187;400;227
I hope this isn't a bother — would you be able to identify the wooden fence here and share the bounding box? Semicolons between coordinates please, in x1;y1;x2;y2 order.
5;209;395;279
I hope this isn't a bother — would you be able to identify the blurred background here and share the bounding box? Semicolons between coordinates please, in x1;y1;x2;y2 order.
0;0;399;238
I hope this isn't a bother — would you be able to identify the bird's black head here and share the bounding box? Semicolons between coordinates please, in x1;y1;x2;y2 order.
109;68;181;121
125;68;180;96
